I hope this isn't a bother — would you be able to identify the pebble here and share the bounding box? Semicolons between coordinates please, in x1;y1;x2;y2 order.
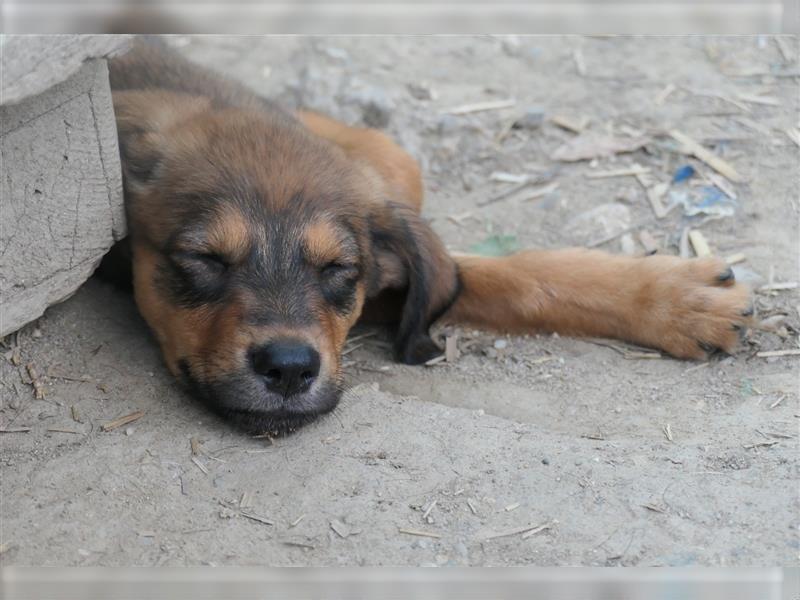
501;35;521;57
341;82;395;129
620;233;636;255
407;82;435;101
322;46;349;61
493;339;508;350
541;457;550;465
435;114;461;135
513;108;545;130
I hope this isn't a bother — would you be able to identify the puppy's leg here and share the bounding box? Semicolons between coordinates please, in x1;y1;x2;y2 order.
444;249;752;359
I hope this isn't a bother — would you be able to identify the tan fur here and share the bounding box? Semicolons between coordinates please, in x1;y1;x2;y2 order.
304;220;347;267
206;206;252;264
445;250;751;359
298;110;424;211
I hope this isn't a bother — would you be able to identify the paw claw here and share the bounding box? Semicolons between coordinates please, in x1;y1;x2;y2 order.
698;341;716;354
717;267;735;283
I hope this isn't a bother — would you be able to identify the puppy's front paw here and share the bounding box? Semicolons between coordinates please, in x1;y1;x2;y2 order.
631;256;753;359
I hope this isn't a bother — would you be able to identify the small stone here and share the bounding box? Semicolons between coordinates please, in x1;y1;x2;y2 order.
454;542;469;558
620;233;636;255
501;35;521;56
407;82;434;101
541;457;550;465
322;46;349;61
435;114;461;136
493;339;508;350
615;187;639;204
341;82;394;129
512;108;545;130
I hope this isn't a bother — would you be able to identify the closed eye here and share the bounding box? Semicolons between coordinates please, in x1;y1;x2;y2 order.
171;251;229;276
321;262;359;281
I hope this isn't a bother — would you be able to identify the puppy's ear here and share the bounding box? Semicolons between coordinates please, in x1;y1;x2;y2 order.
112;90;210;193
366;202;460;364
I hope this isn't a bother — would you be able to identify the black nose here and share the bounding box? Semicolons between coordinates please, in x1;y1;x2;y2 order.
251;341;320;398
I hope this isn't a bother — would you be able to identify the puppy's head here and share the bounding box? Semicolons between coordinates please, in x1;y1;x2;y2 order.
113;90;458;433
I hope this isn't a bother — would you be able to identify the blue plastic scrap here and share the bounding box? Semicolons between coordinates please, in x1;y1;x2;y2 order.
672;164;695;183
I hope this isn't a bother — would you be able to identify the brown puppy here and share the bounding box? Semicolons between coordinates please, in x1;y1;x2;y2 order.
107;40;752;433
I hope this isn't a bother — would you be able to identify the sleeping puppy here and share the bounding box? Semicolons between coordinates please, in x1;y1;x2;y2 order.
106;40;752;434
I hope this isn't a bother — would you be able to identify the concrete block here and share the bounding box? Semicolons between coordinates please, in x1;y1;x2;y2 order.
1;57;126;337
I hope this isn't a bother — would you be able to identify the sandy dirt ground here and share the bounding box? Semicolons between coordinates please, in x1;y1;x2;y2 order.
1;35;798;567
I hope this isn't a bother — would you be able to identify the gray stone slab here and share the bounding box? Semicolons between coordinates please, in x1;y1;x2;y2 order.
1;35;130;106
0;58;125;337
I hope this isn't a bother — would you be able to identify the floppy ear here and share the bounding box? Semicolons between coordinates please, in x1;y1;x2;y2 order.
366;202;461;365
112;90;210;194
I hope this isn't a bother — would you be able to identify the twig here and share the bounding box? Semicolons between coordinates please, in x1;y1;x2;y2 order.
725;253;746;265
706;171;738;200
522;182;559;201
398;528;442;539
585;166;650;179
743;440;779;450
654;83;676;105
422;500;437;521
551;114;589;133
786;128;800;148
443;99;516;115
484;521;554;540
341;343;364;356
775;36;794;62
424;355;446;367
668;130;744;183
521;521;556;539
478;169;559;207
283;540;315;549
26;363;45;400
759;282;798;292
769;395;786;409
688;230;712;257
101;410;144;432
756;349;800;358
191;456;209;475
241;512;274;526
346;331;378;344
736;93;780;106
